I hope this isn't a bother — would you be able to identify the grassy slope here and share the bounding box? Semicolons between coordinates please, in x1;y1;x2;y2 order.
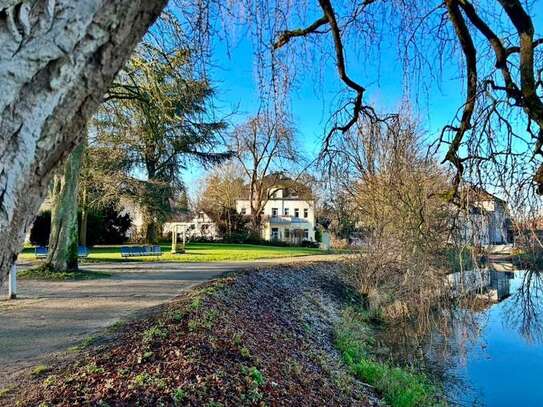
19;243;323;263
6;263;441;407
334;308;443;407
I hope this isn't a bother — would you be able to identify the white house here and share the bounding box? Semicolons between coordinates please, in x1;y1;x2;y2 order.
119;197;219;241
163;211;218;240
458;187;512;246
236;180;316;243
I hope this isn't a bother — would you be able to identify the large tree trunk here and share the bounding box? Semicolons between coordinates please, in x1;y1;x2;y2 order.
46;142;84;271
142;209;159;244
0;0;167;285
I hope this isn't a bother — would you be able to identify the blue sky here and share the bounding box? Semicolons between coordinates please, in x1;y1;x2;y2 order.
183;32;465;196
182;6;543;200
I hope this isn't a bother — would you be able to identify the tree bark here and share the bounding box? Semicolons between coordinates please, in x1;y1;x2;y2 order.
0;0;167;285
142;210;159;244
79;185;88;248
46;142;84;271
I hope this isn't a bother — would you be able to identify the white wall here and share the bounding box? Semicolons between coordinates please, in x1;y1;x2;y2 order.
236;198;316;241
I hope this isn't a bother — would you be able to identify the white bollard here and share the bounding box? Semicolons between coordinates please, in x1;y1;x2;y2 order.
8;264;16;300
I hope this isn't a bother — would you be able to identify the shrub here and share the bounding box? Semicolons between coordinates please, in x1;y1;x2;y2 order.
315;228;322;243
84;206;132;245
29;206;131;247
301;239;319;248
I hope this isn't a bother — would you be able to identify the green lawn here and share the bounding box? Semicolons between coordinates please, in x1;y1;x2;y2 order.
19;242;325;263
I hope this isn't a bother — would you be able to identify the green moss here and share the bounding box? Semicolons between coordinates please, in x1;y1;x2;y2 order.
334;307;444;407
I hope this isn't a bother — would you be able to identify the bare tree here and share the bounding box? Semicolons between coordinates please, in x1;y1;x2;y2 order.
230;114;299;236
327;113;456;316
197;162;247;238
212;0;543;213
0;0;167;284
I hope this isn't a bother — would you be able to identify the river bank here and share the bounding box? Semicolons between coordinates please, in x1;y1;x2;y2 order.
2;262;443;406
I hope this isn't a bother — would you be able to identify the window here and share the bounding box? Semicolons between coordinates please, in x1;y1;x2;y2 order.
241;207;246;215
304;229;309;239
272;208;278;217
285;229;290;239
271;228;279;240
284;208;289;216
303;208;308;218
294;208;300;218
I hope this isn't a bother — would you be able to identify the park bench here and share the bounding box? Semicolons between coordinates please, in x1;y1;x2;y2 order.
35;246;48;258
78;246;89;258
120;245;162;258
35;245;90;259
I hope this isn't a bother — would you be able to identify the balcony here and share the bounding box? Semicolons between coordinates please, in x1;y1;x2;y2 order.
267;215;310;225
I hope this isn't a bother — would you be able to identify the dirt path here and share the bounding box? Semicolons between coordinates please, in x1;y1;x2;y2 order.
0;255;345;387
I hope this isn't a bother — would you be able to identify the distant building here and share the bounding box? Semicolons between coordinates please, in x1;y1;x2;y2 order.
162;211;218;240
119;197;218;241
458;187;512;246
236;176;316;243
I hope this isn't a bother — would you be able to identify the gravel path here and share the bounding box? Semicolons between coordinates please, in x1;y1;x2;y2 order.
0;255;344;387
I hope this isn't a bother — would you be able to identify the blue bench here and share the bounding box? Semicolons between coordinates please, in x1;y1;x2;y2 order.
78;246;89;258
35;246;48;258
35;246;90;258
120;245;162;258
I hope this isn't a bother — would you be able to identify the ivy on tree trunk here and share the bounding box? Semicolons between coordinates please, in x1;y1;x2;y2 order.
45;142;85;272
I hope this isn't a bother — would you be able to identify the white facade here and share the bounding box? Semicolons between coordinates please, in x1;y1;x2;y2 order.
163;212;218;240
458;195;511;246
236;188;316;243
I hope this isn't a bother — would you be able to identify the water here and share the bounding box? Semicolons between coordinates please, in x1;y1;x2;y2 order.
379;270;543;406
445;271;543;406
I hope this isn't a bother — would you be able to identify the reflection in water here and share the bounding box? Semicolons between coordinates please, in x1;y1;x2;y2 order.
376;268;543;406
502;270;543;344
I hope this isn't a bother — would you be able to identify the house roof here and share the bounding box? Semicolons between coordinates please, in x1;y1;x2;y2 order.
460;185;507;205
237;173;313;200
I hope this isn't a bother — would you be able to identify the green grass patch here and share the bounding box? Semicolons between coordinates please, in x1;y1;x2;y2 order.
334;307;443;407
172;387;187;405
17;267;111;281
68;335;98;352
142;325;168;344
19;242;326;263
30;364;49;377
0;386;14;399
